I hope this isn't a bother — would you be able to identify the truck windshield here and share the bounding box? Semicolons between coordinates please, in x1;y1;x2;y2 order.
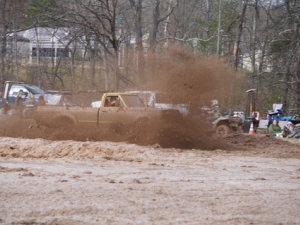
24;85;45;94
10;84;45;95
121;95;145;107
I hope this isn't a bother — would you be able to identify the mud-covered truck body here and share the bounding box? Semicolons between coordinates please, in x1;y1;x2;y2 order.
34;92;174;128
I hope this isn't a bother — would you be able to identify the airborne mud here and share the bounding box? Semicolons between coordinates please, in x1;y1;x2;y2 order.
2;47;246;150
1;47;300;224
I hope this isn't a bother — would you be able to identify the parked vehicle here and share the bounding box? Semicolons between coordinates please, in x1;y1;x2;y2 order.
5;82;45;106
2;81;45;115
44;90;72;106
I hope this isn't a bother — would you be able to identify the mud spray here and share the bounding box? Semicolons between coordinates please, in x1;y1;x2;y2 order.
136;45;246;149
0;46;246;150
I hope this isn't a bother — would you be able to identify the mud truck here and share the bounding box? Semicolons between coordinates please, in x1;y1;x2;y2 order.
34;92;182;128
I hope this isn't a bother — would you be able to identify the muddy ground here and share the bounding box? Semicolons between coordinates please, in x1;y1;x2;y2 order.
0;115;300;225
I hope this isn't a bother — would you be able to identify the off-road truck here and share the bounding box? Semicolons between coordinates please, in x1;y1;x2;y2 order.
34;92;182;128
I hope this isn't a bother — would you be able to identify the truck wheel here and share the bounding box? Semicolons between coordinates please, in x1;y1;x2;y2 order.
215;125;230;138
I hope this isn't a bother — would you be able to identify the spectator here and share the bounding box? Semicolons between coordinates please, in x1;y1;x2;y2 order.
37;95;46;106
282;122;294;137
0;91;6;115
286;122;294;133
24;93;36;108
207;100;221;121
0;91;4;105
23;93;36;118
287;124;300;139
268;120;282;136
14;90;24;116
15;90;23;107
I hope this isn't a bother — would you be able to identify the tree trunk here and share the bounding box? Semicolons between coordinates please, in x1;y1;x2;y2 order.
150;0;160;52
291;22;300;113
89;41;96;90
258;0;272;74
234;0;249;70
0;0;8;90
101;39;109;91
251;0;258;87
130;0;146;85
114;50;119;91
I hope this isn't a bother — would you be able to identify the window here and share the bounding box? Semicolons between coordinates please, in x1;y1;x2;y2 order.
32;48;69;58
121;95;145;108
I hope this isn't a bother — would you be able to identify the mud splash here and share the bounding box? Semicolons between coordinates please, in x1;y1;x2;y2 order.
0;46;246;150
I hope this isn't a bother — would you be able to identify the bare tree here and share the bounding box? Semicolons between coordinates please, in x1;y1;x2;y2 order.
129;0;146;84
149;0;178;51
0;0;27;89
234;0;249;70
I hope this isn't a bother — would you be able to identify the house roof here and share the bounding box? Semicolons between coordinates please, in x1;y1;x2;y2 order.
22;27;74;42
7;34;30;42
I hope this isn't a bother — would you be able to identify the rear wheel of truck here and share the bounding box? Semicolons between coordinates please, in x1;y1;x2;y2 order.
215;125;230;138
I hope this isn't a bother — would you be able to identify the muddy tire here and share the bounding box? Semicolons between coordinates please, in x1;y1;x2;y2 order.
215;125;230;138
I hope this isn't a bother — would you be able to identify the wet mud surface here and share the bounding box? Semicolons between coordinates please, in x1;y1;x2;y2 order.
0;133;300;225
1;116;300;158
1;115;300;225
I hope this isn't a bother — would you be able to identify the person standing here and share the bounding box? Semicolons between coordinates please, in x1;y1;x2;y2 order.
24;93;36;108
23;93;36;118
268;120;282;136
15;90;23;107
37;95;46;106
0;91;6;115
14;90;24;116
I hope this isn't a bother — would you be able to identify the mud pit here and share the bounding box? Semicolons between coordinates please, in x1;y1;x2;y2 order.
1;116;300;225
1;48;300;224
